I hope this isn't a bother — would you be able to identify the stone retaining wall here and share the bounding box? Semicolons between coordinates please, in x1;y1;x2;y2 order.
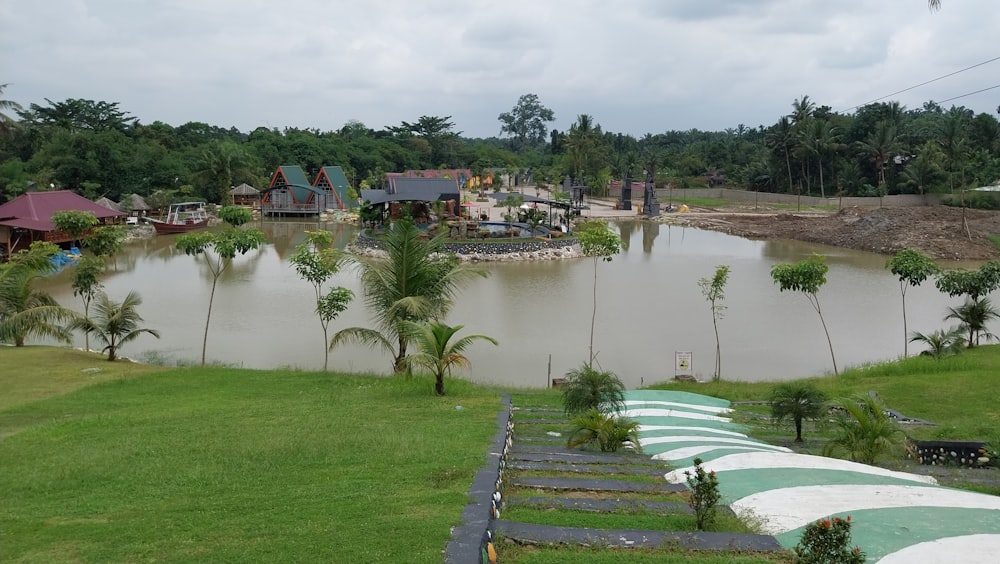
353;232;582;262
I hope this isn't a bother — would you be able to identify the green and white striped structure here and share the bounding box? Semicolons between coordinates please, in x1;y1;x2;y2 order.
623;390;1000;562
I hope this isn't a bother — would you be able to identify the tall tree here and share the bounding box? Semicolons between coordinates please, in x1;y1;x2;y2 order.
857;120;901;188
765;117;796;194
577;220;622;366
289;230;354;371
70;290;160;361
0;83;23;137
771;254;838;375
497;93;555;150
175;207;266;365
698;265;730;380
193;141;256;204
330;220;488;373
399;320;497;396
885;249;939;356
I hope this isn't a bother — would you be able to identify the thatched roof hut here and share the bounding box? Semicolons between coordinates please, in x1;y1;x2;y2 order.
125;193;150;212
94;196;122;212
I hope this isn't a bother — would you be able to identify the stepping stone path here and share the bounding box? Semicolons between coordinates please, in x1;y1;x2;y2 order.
490;396;784;559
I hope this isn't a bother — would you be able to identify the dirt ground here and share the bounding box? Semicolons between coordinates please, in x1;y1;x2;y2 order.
658;205;1000;261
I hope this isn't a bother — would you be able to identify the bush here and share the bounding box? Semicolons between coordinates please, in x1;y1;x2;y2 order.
566;409;640;453
561;364;626;415
685;457;721;530
794;516;865;564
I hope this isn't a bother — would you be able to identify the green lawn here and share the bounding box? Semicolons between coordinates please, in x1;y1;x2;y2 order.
0;347;500;563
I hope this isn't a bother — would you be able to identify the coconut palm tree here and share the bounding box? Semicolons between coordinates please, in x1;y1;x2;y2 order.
946;297;1000;347
398;320;497;395
193;141;257;205
330;220;488;373
770;383;827;442
823;396;903;465
561;364;626;416
908;327;965;359
0;243;76;346
0;83;23;136
71;291;160;361
857;120;901;188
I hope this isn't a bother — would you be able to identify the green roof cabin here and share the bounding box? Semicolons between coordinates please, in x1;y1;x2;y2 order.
261;165;330;217
313;166;356;210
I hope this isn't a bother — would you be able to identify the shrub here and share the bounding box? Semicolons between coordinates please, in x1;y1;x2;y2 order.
794;516;865;564
561;364;626;415
566;409;640;453
684;457;721;530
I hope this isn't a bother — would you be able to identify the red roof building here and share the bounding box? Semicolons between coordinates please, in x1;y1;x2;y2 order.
0;190;126;257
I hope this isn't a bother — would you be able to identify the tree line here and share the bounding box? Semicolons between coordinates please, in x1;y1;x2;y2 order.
1;86;998;207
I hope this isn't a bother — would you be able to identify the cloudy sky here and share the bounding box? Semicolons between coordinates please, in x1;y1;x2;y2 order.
2;1;997;138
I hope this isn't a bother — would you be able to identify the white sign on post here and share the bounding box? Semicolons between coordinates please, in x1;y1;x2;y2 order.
675;351;693;377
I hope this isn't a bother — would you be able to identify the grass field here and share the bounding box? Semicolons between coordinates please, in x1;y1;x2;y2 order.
0;346;500;563
4;344;999;562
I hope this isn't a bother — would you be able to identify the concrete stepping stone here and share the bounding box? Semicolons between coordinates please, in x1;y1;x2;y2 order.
510;496;694;514
509;460;665;476
511;451;664;466
494;520;782;551
512;476;686;493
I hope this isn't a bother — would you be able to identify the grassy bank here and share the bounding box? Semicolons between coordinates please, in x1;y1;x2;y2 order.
655;345;1000;444
0;346;500;562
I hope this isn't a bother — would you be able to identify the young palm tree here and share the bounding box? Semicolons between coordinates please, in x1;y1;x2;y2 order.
398;320;497;395
330;220;488;374
770;383;827;442
823;396;903;465
0;244;76;346
71;291;160;361
946;297;999;347
909;327;965;359
567;409;640;453
561;364;626;416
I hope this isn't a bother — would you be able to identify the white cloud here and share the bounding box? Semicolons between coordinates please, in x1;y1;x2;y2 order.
1;0;997;137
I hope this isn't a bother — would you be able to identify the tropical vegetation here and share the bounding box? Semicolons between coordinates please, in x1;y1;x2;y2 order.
69;290;160;361
560;364;626;415
398;320;498;395
0;242;76;346
330;219;488;373
1;90;997;218
770;382;828;443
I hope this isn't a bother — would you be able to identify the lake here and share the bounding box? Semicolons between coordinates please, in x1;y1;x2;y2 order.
38;219;977;389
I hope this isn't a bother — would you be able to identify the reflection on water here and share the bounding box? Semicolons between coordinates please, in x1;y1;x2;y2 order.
33;220;985;389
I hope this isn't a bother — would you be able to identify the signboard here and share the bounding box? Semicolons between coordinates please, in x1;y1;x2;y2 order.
675;351;693;377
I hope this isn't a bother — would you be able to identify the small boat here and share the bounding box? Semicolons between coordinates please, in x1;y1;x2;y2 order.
149;202;211;234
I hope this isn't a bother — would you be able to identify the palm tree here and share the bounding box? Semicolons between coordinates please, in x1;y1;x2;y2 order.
798;119;840;198
398;320;497;395
567;409;640;453
823;396;903;465
193;141;256;205
561;364;626;415
909;327;965;359
765;117;796;194
857;120;901;188
770;383;827;442
929;0;941;10
946;297;1000;347
70;291;160;361
0;83;23;136
330;220;488;373
0;244;76;347
789;95;815;125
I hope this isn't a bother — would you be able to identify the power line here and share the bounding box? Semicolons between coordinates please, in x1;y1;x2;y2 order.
936;83;1000;105
842;55;1000;112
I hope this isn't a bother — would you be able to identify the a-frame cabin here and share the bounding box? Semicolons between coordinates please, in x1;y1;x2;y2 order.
313;166;356;210
260;165;331;217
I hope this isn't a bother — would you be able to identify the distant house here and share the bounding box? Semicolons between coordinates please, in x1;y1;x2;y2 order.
260;165;334;217
313;166;355;210
124;193;151;215
360;177;462;224
230;183;260;207
0;190;126;257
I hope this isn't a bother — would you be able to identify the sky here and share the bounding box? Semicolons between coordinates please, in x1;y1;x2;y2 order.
2;0;998;139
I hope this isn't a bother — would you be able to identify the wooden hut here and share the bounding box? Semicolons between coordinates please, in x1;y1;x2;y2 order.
230;183;260;207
